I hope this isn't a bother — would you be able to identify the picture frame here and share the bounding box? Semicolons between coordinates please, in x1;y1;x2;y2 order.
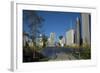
11;1;97;71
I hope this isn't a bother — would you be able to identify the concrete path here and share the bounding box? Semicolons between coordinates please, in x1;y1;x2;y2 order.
49;53;77;61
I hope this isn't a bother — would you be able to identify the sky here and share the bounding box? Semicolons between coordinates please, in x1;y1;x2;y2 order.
23;10;81;41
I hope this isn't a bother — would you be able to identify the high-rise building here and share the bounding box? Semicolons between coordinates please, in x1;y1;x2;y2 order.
76;17;81;46
81;13;91;46
48;32;55;47
66;29;75;46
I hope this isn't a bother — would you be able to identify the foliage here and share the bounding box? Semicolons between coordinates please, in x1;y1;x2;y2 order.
59;36;63;40
42;34;48;48
80;48;91;59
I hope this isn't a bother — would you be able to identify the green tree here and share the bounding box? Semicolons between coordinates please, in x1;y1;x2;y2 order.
59;36;63;40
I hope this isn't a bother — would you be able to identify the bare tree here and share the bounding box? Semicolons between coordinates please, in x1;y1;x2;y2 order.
23;10;45;60
23;10;44;48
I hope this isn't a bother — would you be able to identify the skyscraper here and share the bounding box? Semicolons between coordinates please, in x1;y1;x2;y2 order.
81;13;91;46
48;32;55;47
66;29;75;46
76;17;81;46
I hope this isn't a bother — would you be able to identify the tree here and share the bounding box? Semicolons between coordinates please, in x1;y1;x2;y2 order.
59;36;63;40
23;10;44;49
42;34;48;48
23;10;45;60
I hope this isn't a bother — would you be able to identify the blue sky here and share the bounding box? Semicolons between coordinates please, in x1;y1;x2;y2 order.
23;10;81;41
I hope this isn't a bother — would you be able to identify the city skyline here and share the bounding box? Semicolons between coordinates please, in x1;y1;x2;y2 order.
23;10;91;62
23;10;81;42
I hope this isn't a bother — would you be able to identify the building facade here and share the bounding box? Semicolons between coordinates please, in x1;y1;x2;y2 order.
47;32;55;47
76;17;81;46
66;29;75;46
81;13;91;46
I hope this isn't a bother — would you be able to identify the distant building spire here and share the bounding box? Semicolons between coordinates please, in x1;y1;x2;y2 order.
76;17;79;25
76;17;81;46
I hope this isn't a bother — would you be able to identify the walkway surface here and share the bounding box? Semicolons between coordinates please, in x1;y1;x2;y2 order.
41;47;79;61
49;53;77;61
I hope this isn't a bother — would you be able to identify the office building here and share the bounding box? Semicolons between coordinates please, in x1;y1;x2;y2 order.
76;17;81;46
81;13;91;46
47;32;55;47
66;29;75;46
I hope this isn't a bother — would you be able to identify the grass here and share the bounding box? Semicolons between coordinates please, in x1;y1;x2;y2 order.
80;48;91;59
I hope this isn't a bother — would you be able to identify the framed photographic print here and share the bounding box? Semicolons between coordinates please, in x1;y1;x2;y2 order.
11;1;97;71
